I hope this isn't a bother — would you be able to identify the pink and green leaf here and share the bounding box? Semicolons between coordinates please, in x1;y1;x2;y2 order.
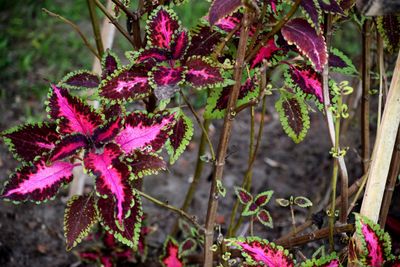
99;66;152;102
59;70;100;90
64;194;98;250
96;191;143;249
234;186;253;205
160;236;184;267
185;56;224;88
101;50;121;79
301;252;341;267
150;66;184;88
146;7;180;50
166;111;194;164
275;91;310;144
126;151;167;179
354;213;392;267
133;48;169;64
250;39;281;69
286;64;323;103
48;134;88;162
84;143;134;225
92;116;122;145
257;209;273;229
1;159;75;202
213;12;242;36
281;18;327;72
329;48;357;75
115;112;175;154
377;15;400;54
2;122;59;162
47;84;103;135
171;30;190;60
208;0;242;25
254;190;273;207
226;237;294;267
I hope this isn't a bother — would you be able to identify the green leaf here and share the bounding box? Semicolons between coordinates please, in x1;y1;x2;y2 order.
329;48;357;75
242;202;259;216
217;180;226;197
234;186;253;205
257;209;273;228
276;198;290;207
275;91;310;143
254;190;274;207
294;196;313;208
301;252;341;267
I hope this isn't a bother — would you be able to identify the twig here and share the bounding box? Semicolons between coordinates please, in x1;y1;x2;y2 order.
42;8;100;60
94;0;136;47
347;174;368;215
180;90;215;160
203;10;252;267
136;190;204;231
377;32;384;129
87;0;104;57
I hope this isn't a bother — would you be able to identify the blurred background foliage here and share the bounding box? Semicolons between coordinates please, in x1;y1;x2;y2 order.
0;0;360;122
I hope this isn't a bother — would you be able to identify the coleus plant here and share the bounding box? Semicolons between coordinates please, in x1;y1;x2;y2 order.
160;236;197;267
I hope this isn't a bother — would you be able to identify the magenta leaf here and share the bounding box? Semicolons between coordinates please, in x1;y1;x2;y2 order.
133;48;169;64
317;0;344;15
1;159;75;202
354;213;392;267
301;252;340;267
179;238;197;257
171;30;189;60
185;57;224;88
251;39;281;69
97;191;143;249
101;50;121;79
79;251;100;262
115;112;175;154
208;0;241;25
49;134;88;162
59;70;100;90
92;116;122;145
147;7;180;50
254;190;273;207
160;236;184;267
257;209;273;228
84;143;133;225
48;84;103;135
243;202;259;216
99;66;152;102
100;256;113;267
214;12;242;36
185;24;222;58
281;18;327;72
126;151;167;179
377;15;400;54
227;237;294;267
300;0;322;30
150;66;184;88
166;111;194;164
234;187;253;205
275;91;310;143
64;194;98;250
286;64;323;103
2;122;59;162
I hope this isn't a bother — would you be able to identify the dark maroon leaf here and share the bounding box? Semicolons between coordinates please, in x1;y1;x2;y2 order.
147;7;180;49
340;0;356;11
115;112;175;154
60;70;100;90
377;15;400;54
99;66;152;102
317;0;344;15
171;30;189;60
185;57;223;88
208;0;242;25
97;191;143;249
234;187;253;204
300;0;321;29
251;39;281;69
150;66;184;87
185;24;222;58
281;18;327;71
2;122;59;162
84;143;133;225
126;151;167;178
179;238;197;256
166;111;194;163
1;159;75;202
101;50;121;79
135;48;170;63
257;209;273;228
254;191;273;207
64;194;98;250
214;12;242;36
48;84;103;135
92;116;122;145
49;134;88;162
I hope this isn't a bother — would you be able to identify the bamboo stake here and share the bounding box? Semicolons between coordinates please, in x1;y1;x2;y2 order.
359;50;400;223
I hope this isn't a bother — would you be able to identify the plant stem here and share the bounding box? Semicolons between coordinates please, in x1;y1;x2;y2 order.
290;204;297;235
377;32;384;130
136;189;204;231
87;0;104;57
250;215;254;236
347;174;368;215
94;0;136;47
379;128;400;226
361;19;372;174
203;10;251;267
42;8;100;60
180;90;215;160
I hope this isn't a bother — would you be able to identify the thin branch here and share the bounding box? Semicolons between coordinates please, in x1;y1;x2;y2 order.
87;0;104;57
42;8;100;60
136;190;204;231
94;0;136;47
